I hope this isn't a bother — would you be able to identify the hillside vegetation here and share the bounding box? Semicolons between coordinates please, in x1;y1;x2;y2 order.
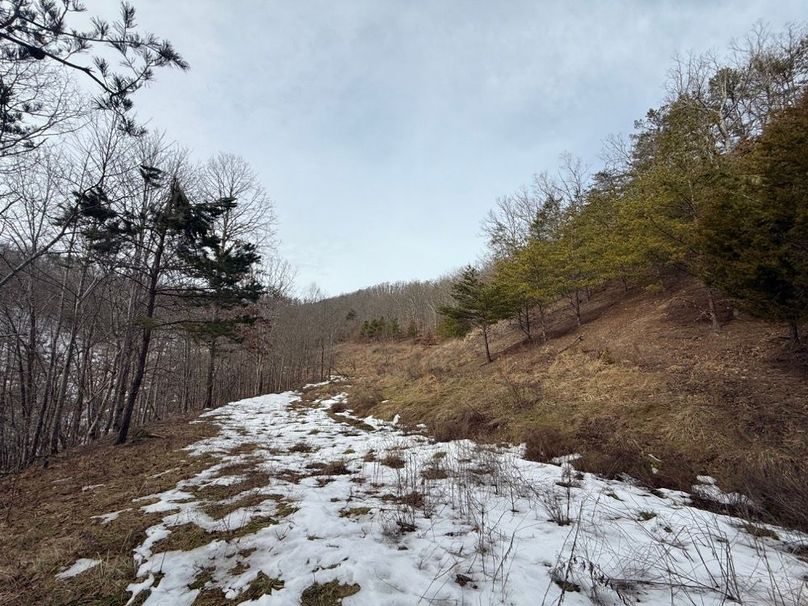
335;278;808;530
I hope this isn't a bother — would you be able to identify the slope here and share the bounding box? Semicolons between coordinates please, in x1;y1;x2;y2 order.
334;277;808;530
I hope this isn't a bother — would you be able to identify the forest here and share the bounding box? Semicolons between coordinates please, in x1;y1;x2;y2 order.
0;1;330;471
0;5;806;475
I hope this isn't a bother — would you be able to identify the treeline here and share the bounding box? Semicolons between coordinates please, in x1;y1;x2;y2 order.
441;24;808;360
0;2;324;471
310;279;454;340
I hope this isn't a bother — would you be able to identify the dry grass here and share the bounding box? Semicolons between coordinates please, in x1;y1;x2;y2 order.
191;470;272;501
298;381;346;405
192;571;284;605
379;453;406;469
203;492;277;520
289;441;314;453
335;278;808;530
239;571;285;599
154;505;296;555
339;506;372;518
326;410;375;432
306;459;351;476
300;580;360;605
0;414;217;605
154;523;214;553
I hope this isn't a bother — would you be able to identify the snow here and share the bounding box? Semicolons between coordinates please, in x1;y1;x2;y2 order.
692;476;752;507
56;558;101;580
107;386;807;605
91;508;130;524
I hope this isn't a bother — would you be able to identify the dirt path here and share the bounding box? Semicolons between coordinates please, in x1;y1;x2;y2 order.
53;382;808;606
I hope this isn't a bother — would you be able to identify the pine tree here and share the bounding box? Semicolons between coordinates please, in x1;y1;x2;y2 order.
699;94;808;344
439;266;514;362
71;167;264;442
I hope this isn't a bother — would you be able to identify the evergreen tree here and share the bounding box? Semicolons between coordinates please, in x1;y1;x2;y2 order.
439;266;514;362
71;166;263;442
495;239;557;342
699;94;808;344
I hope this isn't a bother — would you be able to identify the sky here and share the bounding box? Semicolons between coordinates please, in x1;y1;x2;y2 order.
118;0;806;296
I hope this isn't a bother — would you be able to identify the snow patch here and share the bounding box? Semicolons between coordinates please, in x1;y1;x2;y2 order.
55;558;101;580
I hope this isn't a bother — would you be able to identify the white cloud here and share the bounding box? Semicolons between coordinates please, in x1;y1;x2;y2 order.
125;0;806;295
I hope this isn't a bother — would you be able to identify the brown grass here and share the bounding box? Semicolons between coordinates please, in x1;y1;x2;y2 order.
0;414;217;605
326;410;375;432
203;492;278;520
191;570;283;606
298;381;345;405
335;277;808;530
191;470;271;502
301;580;360;605
239;571;285;599
154;506;296;555
379;453;406;469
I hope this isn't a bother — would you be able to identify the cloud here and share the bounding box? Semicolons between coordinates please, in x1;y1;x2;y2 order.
127;0;806;295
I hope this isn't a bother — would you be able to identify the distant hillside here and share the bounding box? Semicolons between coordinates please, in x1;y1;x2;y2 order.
334;277;808;530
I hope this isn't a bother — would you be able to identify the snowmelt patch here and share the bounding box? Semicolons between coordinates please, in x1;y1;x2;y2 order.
97;386;808;606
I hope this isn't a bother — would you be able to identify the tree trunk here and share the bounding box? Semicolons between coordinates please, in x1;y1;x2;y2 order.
571;289;582;328
204;339;217;409
482;325;492;363
117;228;167;445
788;320;801;345
522;304;532;341
538;305;548;344
49;262;91;455
706;287;721;330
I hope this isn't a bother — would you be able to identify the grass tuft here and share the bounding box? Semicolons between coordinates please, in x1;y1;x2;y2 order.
301;580;360;605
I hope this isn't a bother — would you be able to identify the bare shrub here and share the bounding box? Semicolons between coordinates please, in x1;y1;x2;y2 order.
433;407;495;442
347;383;384;416
497;369;542;410
522;424;574;462
535;483;575;526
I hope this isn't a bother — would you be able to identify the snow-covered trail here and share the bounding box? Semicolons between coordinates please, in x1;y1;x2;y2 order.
110;384;805;605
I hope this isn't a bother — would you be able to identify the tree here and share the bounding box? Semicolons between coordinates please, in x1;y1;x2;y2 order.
0;0;188;146
439;266;514;362
624;99;727;326
182;229;265;409
194;153;274;407
699;94;808;344
70;164;261;443
495;239;557;342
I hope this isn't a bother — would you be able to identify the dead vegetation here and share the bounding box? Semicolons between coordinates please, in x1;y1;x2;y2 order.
203;491;282;520
153;500;297;554
306;459;351;476
301;580;360;605
192;469;272;502
380;453;406;469
0;414;216;605
326;409;375;432
335;278;808;530
191;571;284;605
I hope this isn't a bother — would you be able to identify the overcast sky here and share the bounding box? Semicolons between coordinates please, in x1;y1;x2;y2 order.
123;1;805;296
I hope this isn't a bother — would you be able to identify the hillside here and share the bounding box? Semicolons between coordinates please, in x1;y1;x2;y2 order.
3;384;807;605
334;278;808;530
